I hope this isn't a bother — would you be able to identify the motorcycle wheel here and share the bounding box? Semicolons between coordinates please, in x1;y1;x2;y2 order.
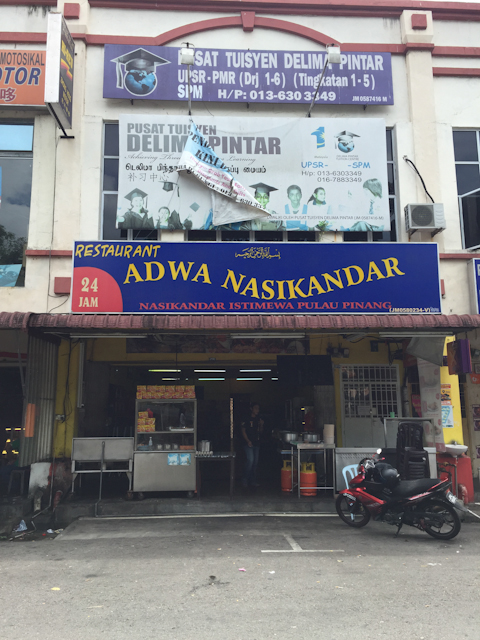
335;494;371;528
422;500;461;540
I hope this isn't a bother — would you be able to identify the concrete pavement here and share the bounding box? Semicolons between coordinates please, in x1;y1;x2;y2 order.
1;515;479;640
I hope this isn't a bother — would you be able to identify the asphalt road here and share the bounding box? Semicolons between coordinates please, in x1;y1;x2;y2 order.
1;515;479;640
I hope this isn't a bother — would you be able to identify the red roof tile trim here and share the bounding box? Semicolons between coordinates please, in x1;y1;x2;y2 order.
0;312;474;333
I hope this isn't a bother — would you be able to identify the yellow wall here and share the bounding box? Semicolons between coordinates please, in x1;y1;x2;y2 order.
441;338;464;445
53;340;80;457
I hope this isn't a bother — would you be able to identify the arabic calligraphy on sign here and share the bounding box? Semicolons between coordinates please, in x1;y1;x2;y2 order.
235;247;281;260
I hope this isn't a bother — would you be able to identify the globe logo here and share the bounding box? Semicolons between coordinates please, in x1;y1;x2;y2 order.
111;48;170;97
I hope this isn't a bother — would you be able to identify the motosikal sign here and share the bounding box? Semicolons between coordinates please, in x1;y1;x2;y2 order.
103;45;393;106
117;115;389;232
71;241;441;314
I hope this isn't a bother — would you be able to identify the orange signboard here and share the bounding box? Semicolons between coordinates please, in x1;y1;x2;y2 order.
0;50;46;106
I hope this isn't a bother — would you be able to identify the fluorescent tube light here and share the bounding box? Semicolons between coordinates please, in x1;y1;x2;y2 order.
231;333;305;339
236;377;263;381
149;369;181;372
379;333;453;338
198;378;225;381
194;369;226;373
162;378;180;381
239;369;272;372
70;334;148;339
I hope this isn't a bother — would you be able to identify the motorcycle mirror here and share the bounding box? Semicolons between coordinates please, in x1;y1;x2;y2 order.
376;448;382;455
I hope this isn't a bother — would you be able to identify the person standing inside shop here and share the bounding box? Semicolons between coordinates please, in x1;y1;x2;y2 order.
241;403;264;488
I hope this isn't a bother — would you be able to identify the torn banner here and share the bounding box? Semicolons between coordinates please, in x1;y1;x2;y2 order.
177;121;270;227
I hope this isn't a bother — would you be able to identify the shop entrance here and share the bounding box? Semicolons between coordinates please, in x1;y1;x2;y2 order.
79;349;336;502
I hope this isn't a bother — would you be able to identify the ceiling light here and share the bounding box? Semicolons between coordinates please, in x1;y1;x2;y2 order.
70;334;148;339
198;378;225;381
194;369;226;373
162;378;180;381
239;369;272;372
379;333;453;338
236;377;263;381
231;333;306;339
149;369;181;372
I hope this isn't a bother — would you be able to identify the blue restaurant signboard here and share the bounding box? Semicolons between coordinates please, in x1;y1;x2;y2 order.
103;45;394;106
71;241;441;314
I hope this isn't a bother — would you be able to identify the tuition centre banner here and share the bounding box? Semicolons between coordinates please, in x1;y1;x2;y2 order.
117;115;389;232
103;45;393;106
71;241;441;315
176;121;269;226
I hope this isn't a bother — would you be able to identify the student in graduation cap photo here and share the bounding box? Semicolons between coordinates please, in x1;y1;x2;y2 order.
249;182;284;231
117;189;155;229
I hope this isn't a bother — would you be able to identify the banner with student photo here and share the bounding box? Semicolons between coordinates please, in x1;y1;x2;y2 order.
117;115;389;232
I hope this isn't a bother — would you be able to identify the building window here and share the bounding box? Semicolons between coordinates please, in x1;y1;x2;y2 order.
102;123;159;241
102;123;395;244
344;129;396;243
0;122;34;287
453;130;480;249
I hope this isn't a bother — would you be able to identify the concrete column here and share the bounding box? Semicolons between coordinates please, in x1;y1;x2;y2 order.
401;11;439;199
400;11;445;246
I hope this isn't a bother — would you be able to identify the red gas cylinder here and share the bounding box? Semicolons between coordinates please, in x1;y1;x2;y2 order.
458;484;469;505
300;463;317;496
281;461;292;492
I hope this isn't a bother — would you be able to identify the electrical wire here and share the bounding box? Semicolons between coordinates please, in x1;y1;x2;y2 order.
403;156;435;203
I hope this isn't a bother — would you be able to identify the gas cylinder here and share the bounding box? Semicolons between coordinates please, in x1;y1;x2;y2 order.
458;484;469;504
300;462;317;496
281;460;292;492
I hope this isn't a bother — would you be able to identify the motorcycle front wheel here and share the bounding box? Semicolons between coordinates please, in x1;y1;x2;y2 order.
422;500;461;540
336;494;371;528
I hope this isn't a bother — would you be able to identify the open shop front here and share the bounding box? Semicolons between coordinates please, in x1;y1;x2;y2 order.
49;324;473;506
63;332;339;501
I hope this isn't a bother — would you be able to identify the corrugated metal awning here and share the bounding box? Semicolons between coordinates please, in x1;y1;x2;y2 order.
1;312;480;334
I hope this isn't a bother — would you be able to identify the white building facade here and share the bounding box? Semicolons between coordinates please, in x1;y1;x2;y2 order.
1;0;480;491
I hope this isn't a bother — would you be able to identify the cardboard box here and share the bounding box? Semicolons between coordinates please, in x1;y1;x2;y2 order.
138;411;148;418
145;418;155;425
136;392;143;399
137;419;146;426
137;385;147;392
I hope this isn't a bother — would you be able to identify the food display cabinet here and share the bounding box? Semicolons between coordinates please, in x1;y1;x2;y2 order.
133;399;197;493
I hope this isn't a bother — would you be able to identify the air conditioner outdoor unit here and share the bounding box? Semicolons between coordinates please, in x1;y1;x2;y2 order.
405;203;446;236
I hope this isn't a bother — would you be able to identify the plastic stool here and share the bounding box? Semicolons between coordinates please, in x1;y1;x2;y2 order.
8;469;26;496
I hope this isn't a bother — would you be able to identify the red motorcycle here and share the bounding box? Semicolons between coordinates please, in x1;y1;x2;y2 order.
336;450;463;539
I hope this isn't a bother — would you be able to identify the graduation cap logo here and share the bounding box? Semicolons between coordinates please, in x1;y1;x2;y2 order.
334;130;360;153
311;127;325;149
111;48;170;96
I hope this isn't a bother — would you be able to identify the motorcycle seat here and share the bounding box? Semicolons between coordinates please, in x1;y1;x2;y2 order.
390;478;443;499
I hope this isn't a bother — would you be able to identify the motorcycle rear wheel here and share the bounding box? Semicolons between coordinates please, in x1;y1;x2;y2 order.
422;500;461;540
336;494;371;528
